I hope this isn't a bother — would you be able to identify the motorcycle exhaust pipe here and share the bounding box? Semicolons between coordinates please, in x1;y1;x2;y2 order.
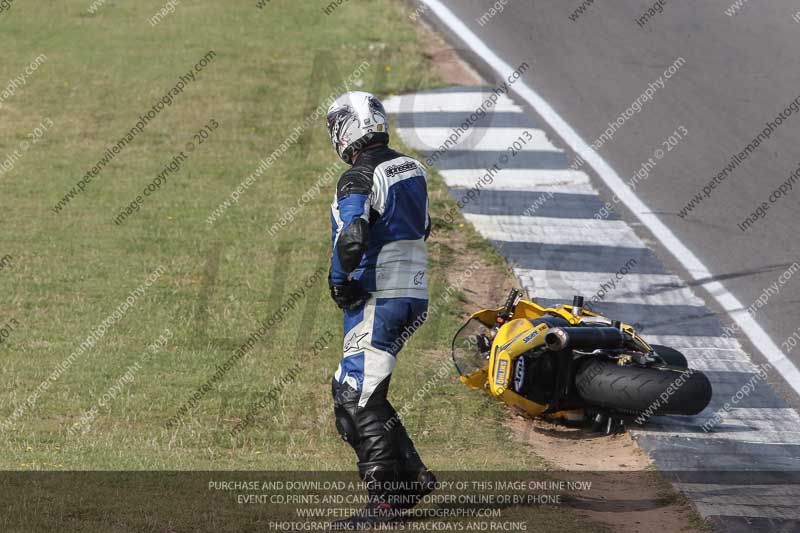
545;327;624;351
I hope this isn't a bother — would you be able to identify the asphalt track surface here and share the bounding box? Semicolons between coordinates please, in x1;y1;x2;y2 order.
422;0;800;409
404;0;800;530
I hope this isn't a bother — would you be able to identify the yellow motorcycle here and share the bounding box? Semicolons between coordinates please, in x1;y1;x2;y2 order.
452;289;712;432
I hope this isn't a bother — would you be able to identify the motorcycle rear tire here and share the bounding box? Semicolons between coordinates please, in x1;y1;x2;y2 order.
575;360;711;416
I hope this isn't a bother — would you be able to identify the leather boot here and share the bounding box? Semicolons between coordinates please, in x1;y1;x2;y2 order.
330;462;401;530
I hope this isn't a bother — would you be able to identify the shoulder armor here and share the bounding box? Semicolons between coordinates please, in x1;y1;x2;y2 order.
337;167;373;200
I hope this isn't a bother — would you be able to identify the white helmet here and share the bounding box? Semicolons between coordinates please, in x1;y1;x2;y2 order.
326;91;389;164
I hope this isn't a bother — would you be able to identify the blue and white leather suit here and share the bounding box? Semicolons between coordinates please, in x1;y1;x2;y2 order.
329;143;431;479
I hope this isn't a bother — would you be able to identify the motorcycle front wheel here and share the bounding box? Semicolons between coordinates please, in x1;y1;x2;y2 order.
575;360;712;416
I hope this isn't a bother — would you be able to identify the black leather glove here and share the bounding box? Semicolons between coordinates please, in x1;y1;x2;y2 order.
330;280;369;310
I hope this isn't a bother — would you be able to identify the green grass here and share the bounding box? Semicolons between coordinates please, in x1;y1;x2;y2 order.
0;0;543;474
0;1;618;530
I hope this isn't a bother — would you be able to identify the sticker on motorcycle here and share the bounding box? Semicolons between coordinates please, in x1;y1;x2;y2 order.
522;330;539;343
495;359;509;387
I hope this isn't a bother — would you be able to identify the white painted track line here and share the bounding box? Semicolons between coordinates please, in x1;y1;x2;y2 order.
395;127;561;152
383;91;523;113
516;269;706;307
464;213;645;247
644;335;747;353
643;335;762;372
438;168;592;191
676;357;764;374
419;0;800;397
648;408;800;444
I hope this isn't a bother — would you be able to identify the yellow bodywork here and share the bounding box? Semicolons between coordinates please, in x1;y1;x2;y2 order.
459;298;650;419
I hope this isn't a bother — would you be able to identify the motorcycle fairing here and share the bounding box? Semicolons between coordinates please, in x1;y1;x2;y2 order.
453;296;652;419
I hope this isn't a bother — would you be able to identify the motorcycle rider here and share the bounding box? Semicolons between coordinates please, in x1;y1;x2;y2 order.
326;91;436;526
